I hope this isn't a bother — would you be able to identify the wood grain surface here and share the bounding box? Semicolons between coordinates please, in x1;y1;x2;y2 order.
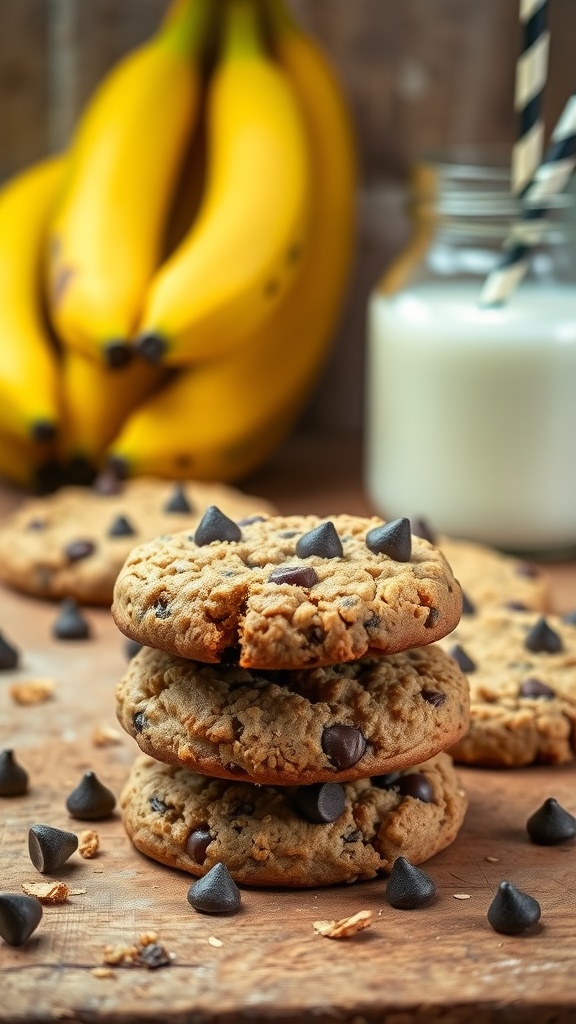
1;440;576;1024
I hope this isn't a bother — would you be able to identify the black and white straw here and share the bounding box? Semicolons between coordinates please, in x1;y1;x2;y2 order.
512;0;550;197
480;89;576;308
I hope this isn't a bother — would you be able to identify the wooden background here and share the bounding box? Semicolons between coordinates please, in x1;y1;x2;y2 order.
1;0;575;433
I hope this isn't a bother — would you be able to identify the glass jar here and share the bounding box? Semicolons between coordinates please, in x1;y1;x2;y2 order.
364;148;576;558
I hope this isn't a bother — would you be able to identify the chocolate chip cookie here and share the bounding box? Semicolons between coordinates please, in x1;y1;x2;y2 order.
112;512;463;669
116;644;470;785
120;752;468;887
439;608;576;767
0;479;276;606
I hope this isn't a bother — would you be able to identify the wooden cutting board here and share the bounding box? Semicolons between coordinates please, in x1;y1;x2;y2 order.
1;440;576;1023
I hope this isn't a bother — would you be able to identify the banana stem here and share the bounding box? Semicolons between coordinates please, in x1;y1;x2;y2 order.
160;0;213;58
221;0;264;60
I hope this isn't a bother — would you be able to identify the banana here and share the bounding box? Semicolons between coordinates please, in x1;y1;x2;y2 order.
46;0;211;368
0;156;64;449
135;0;311;368
106;0;356;482
60;349;169;474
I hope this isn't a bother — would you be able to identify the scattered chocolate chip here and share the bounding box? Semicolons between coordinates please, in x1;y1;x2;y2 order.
268;565;318;587
186;826;214;865
516;562;540;578
194;506;241;546
0;750;29;796
295;522;343;559
526;797;576;845
371;771;401;790
133;712;147;733
519;677;555;699
462;592;476;616
28;824;78;873
125;638;143;660
235;515;266;526
487;881;541;935
0;893;43;946
139;942;171;969
294;783;346;824
365;518;412;561
52;598;91;640
163;484;193;514
448;644;476;673
385;857;436;909
412;517;437;545
187;863;241;914
65;771;116;820
92;468;123;495
321;724;366;770
421;690;446;707
562;610;576;626
107;514;135;537
0;632;19;670
524;617;563;654
64;539;95;562
149;797;169;814
395;773;434;803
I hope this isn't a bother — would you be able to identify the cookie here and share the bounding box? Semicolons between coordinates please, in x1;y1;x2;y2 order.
120;752;468;887
112;513;463;669
439;609;576;767
0;479;276;606
413;521;550;612
116;644;470;785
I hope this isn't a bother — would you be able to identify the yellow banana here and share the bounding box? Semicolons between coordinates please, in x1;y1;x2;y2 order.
106;0;356;482
0;156;64;448
46;0;211;368
60;349;168;475
135;0;311;368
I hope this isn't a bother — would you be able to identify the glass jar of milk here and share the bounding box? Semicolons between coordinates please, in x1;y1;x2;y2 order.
365;149;576;557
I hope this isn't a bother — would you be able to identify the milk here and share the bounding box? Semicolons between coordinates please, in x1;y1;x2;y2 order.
365;282;576;554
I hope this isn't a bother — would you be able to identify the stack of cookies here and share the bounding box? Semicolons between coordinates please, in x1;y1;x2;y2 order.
113;510;471;888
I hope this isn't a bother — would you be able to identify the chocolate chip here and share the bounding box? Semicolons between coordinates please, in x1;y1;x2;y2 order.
236;515;266;526
487;881;541;935
363;612;380;630
0;632;19;670
139;942;171;969
65;771;116;820
277;530;298;538
524;617;563;654
164;484;193;514
52;598;91;640
385;856;436;909
562;610;576;626
448;644;476;673
0;750;29;796
150;797;169;814
133;712;148;733
395;773;434;803
462;592;476;616
25;518;46;531
424;607;439;628
92;469;123;495
321;724;366;770
125;637;143;660
0;893;43;946
371;771;402;790
194;506;241;546
421;690;446;707
526;797;576;845
268;565;318;587
412;517;437;545
186;826;213;864
306;625;325;646
295;522;343;559
187;862;241;914
365;518;412;561
64;539;95;562
154;597;171;619
294;782;346;823
506;601;529;611
519;677;555;699
28;824;78;873
107;514;135;537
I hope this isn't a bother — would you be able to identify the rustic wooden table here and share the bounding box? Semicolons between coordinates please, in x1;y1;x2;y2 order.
1;434;576;1024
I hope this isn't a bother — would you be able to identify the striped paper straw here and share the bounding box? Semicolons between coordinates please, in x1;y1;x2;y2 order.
480;90;576;307
512;0;550;196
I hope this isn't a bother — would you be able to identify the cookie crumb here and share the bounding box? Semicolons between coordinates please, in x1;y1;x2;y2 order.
453;893;471;900
78;830;99;859
103;943;140;966
91;967;115;979
10;678;55;705
22;880;70;904
91;724;122;747
313;910;372;939
102;934;172;969
485;856;499;863
208;936;223;948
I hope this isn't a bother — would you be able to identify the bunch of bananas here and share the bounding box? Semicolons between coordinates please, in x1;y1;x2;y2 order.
0;0;356;491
